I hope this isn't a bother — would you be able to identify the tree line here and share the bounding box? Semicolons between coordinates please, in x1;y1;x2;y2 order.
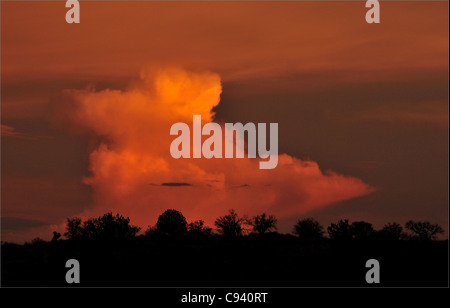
61;209;445;242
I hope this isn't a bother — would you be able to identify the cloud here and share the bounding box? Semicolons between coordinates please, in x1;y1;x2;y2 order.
1;124;23;138
1;217;55;243
353;161;386;173
356;100;448;127
161;182;192;187
1;124;52;140
53;67;375;230
2;217;46;231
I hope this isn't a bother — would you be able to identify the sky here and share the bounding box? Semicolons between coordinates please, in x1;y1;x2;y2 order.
1;1;448;243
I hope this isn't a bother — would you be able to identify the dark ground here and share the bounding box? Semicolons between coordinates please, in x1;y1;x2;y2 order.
1;234;448;287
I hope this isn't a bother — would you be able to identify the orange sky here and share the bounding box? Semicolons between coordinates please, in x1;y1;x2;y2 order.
1;1;448;242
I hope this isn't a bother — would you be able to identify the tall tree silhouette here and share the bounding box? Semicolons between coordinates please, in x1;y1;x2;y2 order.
249;213;277;234
405;220;444;241
327;219;352;240
350;221;374;239
65;217;83;240
380;222;406;240
156;209;188;236
293;217;324;241
215;209;245;237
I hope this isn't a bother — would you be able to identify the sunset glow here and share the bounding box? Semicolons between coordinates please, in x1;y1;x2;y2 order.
1;1;448;243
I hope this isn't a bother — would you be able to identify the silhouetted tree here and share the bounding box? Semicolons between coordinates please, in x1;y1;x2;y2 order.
405;220;444;241
328;219;352;240
187;220;212;236
81;219;97;239
156;209;187;236
65;217;83;240
92;212;140;240
379;222;406;240
249;213;277;234
144;226;158;237
350;221;374;240
65;213;140;240
293;218;324;241
215;209;245;237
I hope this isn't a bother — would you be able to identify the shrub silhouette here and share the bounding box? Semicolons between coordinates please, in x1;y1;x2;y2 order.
51;231;61;242
328;219;352;240
405;220;444;241
350;221;374;239
215;209;245;237
31;237;44;245
187;220;212;236
249;213;277;234
65;213;140;240
293;217;324;241
156;209;187;236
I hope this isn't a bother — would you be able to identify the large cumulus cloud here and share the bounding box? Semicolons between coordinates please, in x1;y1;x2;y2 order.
54;67;375;230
